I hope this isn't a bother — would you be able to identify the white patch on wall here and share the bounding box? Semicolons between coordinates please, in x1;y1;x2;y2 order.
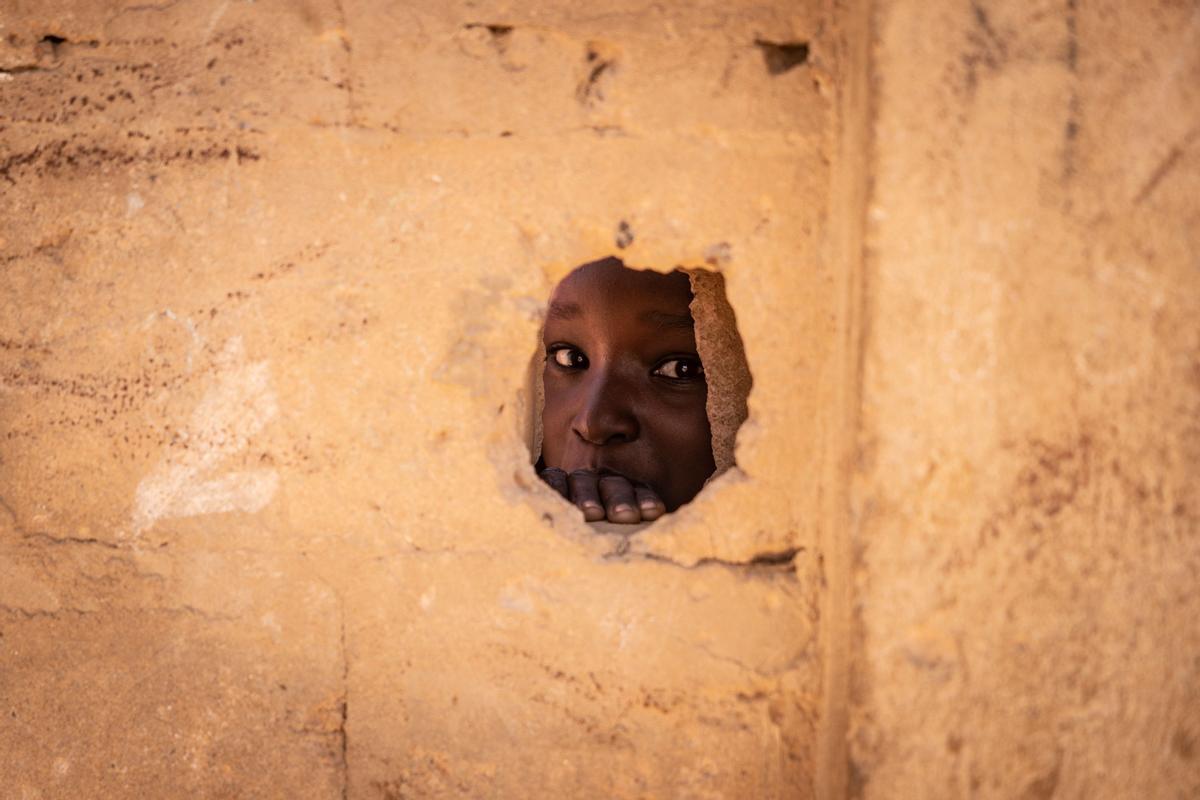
131;336;279;536
1073;263;1164;387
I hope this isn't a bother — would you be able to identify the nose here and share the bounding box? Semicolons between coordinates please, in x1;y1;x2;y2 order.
572;367;639;446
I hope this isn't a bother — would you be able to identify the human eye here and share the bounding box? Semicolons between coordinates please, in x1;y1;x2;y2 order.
547;344;589;370
652;356;705;381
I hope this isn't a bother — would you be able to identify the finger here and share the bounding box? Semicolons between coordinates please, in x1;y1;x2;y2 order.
567;470;605;522
539;467;569;499
634;486;666;521
598;476;640;524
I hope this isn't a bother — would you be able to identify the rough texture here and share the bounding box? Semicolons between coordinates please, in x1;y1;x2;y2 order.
4;0;1197;797
850;1;1200;797
1;1;841;797
689;268;753;478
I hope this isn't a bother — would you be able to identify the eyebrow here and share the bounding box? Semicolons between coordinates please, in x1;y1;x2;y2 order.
639;309;695;330
546;302;694;329
547;301;582;321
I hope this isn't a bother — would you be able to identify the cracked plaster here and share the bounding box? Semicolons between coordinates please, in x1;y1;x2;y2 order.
1;1;836;797
2;0;1197;798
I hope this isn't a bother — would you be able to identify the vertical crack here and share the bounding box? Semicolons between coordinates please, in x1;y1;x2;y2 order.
338;602;349;800
332;0;359;126
1061;0;1081;187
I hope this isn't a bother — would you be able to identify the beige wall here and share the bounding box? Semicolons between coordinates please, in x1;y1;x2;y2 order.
850;0;1200;797
1;1;842;797
1;0;1196;798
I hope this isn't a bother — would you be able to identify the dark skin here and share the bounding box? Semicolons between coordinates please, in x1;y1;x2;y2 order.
539;258;716;523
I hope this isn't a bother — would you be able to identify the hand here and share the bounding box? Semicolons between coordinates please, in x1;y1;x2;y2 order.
538;468;667;524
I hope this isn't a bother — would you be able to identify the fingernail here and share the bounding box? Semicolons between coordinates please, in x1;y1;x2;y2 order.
614;503;633;514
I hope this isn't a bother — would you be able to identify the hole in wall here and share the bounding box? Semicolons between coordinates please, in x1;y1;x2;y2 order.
614;220;634;249
526;256;752;529
472;23;514;38
33;34;98;60
754;39;810;75
462;22;514;45
34;34;68;62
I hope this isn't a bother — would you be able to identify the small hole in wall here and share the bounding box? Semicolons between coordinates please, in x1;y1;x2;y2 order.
754;39;810;75
527;256;752;527
36;34;68;60
614;220;634;249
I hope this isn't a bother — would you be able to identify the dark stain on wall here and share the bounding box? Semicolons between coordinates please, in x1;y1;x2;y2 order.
577;43;616;107
614;220;634;249
0;139;261;184
961;0;1007;98
1061;0;1081;185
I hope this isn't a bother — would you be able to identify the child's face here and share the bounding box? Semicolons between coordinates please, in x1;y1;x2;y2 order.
540;259;716;511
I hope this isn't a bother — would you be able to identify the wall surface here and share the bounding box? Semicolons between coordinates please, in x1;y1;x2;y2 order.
850;1;1200;798
1;1;846;798
3;0;1198;798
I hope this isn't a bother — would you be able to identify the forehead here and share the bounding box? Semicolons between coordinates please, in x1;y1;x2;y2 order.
550;260;693;315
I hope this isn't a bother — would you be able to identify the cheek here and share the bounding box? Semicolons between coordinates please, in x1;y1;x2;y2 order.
539;378;573;457
644;397;714;509
649;394;713;460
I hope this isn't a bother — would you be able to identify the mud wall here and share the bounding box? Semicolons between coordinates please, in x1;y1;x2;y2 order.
849;1;1200;797
1;1;844;797
2;0;1198;798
